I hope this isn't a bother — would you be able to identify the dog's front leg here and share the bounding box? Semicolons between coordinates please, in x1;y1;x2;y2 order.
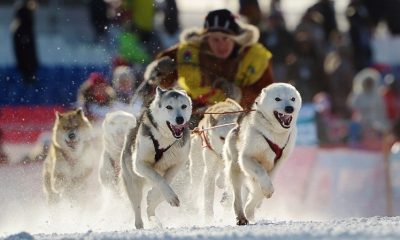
136;161;180;207
244;180;264;221
228;163;248;225
240;155;274;198
53;172;66;194
121;141;144;229
44;170;61;204
147;162;183;218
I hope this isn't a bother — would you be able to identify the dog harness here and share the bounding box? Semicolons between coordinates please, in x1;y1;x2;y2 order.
143;124;178;162
262;134;291;164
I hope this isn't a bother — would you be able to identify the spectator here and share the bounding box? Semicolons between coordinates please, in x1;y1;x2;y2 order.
239;0;262;26
10;0;39;84
347;68;389;148
306;0;338;42
387;119;400;163
346;0;374;71
260;11;294;82
313;92;349;146
286;31;328;102
324;33;354;118
88;0;110;43
382;74;400;125
77;72;116;123
158;0;181;49
0;129;9;164
149;9;274;113
110;65;143;116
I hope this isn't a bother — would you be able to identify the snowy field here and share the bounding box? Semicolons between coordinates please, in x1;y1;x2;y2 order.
1;142;400;240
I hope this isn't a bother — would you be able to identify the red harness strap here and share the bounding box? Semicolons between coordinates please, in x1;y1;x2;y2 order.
263;134;291;164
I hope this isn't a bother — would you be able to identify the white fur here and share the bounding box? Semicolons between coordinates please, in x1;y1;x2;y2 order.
189;98;242;221
121;87;192;229
223;83;302;225
99;110;137;195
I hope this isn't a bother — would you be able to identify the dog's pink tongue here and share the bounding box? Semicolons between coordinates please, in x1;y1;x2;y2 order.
283;115;292;125
172;124;185;135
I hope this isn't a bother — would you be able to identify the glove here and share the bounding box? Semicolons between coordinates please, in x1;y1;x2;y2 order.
144;57;176;85
213;78;242;103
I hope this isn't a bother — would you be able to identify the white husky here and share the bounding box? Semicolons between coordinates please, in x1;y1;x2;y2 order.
121;87;192;229
99;110;137;194
189;98;242;220
223;83;302;225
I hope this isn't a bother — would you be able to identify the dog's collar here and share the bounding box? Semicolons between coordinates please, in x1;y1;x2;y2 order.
143;124;178;162
262;134;291;165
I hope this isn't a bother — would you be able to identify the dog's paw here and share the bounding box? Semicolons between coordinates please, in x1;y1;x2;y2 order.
220;191;231;207
261;183;274;199
165;192;180;207
149;216;163;229
135;220;144;229
236;217;249;226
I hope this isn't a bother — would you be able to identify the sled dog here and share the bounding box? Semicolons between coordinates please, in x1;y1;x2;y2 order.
223;83;302;225
43;109;93;205
189;98;242;220
99;110;136;194
121;87;192;229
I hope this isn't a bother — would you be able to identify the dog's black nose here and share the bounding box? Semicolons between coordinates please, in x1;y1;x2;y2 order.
176;116;184;125
285;106;294;113
68;132;76;140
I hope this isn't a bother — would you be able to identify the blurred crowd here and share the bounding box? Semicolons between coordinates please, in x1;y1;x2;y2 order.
4;0;400;164
79;0;400;149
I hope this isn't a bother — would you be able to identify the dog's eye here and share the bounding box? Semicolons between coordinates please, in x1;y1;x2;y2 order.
291;97;296;101
275;97;281;101
181;104;187;109
166;105;173;110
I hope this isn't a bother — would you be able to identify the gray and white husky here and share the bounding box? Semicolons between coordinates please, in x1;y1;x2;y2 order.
121;87;192;229
223;83;302;225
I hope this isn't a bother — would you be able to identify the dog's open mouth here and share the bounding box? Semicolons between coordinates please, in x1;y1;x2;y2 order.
65;139;77;149
167;121;187;139
274;111;293;129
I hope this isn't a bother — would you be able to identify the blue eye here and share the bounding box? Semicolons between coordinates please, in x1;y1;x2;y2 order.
166;105;173;110
275;97;281;101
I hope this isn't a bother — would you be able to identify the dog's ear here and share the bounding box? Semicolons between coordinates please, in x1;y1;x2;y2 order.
55;111;62;119
156;86;166;96
76;108;83;115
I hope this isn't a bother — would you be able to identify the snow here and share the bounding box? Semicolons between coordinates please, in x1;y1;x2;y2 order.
1;144;400;240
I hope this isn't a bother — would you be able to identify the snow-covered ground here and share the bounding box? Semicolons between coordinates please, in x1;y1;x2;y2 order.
1;143;399;240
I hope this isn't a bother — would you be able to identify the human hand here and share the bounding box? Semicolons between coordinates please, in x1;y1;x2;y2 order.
145;57;176;85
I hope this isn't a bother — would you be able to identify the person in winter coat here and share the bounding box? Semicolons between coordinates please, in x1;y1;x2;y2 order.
147;9;275;112
347;68;389;147
10;0;39;84
77;72;116;123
